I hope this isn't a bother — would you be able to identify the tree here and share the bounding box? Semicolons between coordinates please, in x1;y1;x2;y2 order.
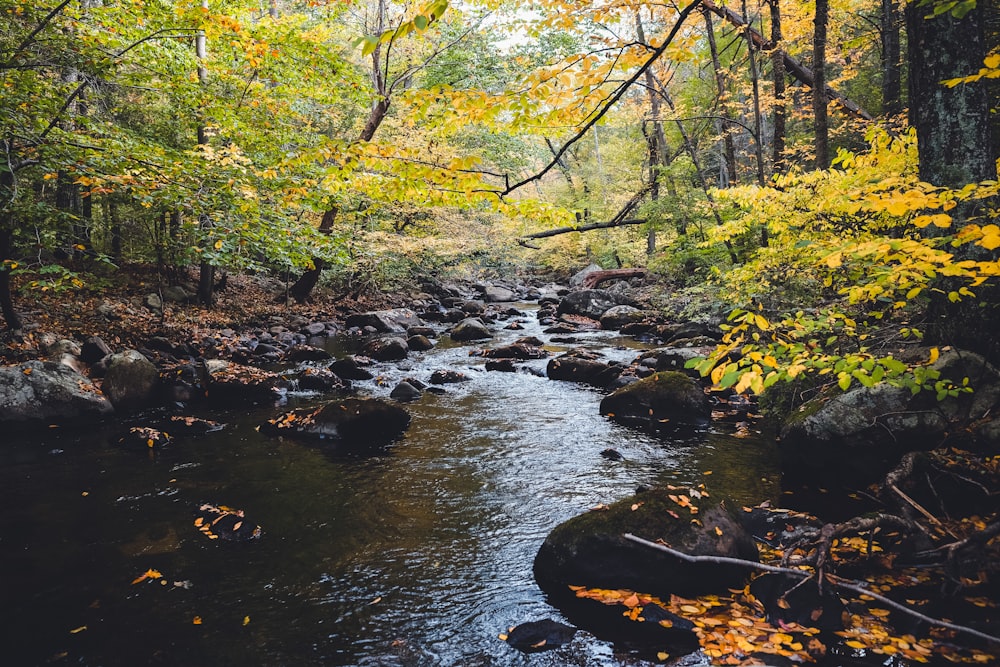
813;0;830;168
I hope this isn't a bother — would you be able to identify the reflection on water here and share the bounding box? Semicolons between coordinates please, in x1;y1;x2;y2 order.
0;307;779;666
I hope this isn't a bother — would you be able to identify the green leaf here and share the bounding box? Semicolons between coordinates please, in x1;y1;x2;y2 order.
414;15;429;30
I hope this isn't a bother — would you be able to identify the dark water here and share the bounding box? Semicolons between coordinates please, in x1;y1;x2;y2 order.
0;308;781;666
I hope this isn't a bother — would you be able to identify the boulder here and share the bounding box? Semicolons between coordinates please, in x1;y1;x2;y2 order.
486;359;517;372
297;367;349;393
407;334;434;352
345;308;422;334
0;361;114;426
450;318;493;342
547;350;622;389
569;263;604;287
161;285;192;303
635;346;716;377
406;325;436;338
504;620;576;653
534;488;758;599
557;289;619;320
599;305;645;330
481;343;548;360
102;350;160;412
599;371;710;429
331;356;375;381
362;336;409;361
390;381;423;402
264;397;410;444
483;284;518;303
429;369;469;384
285;344;333;363
204;361;288;404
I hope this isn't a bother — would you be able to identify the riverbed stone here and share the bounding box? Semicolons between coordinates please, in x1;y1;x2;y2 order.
485;359;517;372
362;336;409;361
264;397;410;444
450;318;492;342
547;350;622;389
504;620;576;653
557;289;620;320
599;371;710;429
481;342;548;360
569;263;604;287
331;356;375;380
102;350;160;412
599;305;645;330
345;308;422;334
297;367;349;393
285;344;332;362
429;369;469;384
483;284;517;303
204;361;288;404
81;335;113;364
407;334;434;352
534;488;758;599
390;381;422;402
0;361;114;426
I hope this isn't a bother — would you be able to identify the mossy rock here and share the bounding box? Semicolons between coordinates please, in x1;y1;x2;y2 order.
534;488;758;600
263;397;410;446
599;371;709;430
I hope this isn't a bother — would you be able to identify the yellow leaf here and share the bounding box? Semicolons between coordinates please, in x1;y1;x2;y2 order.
193;616;203;625
715;526;723;536
70;626;87;634
753;314;770;330
657;652;669;661
243;616;251;626
214;239;224;250
985;53;1000;69
929;347;940;364
846;640;867;649
498;633;508;641
825;252;842;268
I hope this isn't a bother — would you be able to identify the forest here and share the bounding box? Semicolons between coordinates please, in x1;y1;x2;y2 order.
2;0;1000;665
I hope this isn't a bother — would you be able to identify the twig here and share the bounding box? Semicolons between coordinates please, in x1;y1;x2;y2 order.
622;532;1000;647
890;483;956;538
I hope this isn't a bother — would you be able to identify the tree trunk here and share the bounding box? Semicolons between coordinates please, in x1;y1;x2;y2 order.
741;0;768;247
703;8;738;185
636;12;668;256
813;0;830;169
881;0;902;116
906;2;994;187
769;0;786;173
109;196;122;261
0;170;22;332
289;207;337;303
196;0;214;306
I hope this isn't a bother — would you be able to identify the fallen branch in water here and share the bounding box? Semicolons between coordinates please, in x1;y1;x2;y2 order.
622;532;1000;646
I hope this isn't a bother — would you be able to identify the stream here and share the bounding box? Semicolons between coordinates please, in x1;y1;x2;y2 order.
1;305;782;666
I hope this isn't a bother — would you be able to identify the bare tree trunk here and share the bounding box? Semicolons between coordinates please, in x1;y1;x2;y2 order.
768;0;786;172
108;196;122;261
196;0;214;305
703;7;738;185
881;0;902;116
741;0;768;247
0;168;22;332
636;12;669;256
813;0;830;169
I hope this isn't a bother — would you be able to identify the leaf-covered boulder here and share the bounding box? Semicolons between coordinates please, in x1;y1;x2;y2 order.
503;619;576;653
599;371;710;429
599;305;646;330
345;308;422;334
331;356;374;381
204;360;288;404
0;361;114;426
534;488;758;599
264;397;410;444
102;350;160;412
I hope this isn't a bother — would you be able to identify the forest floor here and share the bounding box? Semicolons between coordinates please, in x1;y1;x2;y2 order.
0;266;406;364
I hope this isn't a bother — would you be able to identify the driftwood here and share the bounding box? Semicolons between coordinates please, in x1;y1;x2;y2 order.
701;0;872;121
580;268;647;289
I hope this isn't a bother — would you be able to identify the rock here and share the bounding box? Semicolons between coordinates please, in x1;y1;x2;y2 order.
599;371;710;429
534;488;758;599
450;318;493;342
302;322;327;336
167;415;226;434
264;397;410;444
407;334;434;352
460;300;485;314
481;343;548;360
161;285;191;303
58;353;87;375
297;367;349;393
600;448;623;461
285;344;333;362
569;263;604;287
0;361;114;426
144;293;162;311
654;321;720;344
345;309;422;334
636;346;716;377
331;356;374;381
483;285;518;303
599;305;645;330
205;361;288;404
406;325;436;338
390;381;422;402
429;369;469;384
504;620;576;653
193;503;262;542
103;350;160;412
486;359;517;372
557;289;620;320
119;426;173;450
43;337;81;358
547;350;622;389
80;335;113;364
362;336;409;361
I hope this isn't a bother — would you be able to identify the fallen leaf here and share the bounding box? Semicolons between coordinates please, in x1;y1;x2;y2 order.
193;616;203;625
243;616;250;626
530;639;546;649
70;626;87;634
